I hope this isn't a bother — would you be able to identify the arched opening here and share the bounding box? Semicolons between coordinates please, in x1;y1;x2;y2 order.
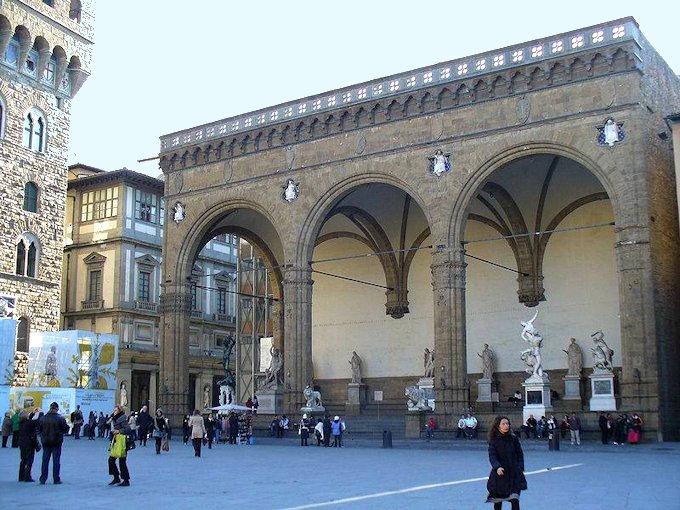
16;316;30;352
306;182;433;415
23;181;38;212
461;153;619;401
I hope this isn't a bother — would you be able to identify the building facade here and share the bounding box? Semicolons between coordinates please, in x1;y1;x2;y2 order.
158;18;680;439
63;164;238;412
0;0;93;355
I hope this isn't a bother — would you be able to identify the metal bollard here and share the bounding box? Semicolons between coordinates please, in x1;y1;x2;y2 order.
382;430;393;448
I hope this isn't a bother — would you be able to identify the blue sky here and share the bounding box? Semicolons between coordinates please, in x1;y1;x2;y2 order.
67;1;680;176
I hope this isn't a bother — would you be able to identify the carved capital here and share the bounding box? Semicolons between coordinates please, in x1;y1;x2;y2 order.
431;249;466;290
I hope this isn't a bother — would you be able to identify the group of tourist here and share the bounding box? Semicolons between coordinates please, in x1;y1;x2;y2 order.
598;411;643;445
294;414;346;447
182;411;250;449
455;413;479;438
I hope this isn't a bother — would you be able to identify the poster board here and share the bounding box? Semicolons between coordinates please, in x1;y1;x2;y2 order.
0;319;17;385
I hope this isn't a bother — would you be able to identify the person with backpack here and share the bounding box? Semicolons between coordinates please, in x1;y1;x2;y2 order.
331;415;345;447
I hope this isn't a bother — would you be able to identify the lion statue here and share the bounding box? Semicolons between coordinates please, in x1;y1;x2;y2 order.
303;384;323;408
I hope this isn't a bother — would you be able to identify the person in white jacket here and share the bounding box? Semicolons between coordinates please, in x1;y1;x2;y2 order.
313;418;324;446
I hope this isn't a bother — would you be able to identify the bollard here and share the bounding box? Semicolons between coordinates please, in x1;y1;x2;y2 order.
382;430;393;448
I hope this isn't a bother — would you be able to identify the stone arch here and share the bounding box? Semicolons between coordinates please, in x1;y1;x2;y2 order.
450;142;620;247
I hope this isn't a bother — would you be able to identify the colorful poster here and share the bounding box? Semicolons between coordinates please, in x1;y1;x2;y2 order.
0;318;17;385
27;331;118;390
8;386;76;417
76;389;116;421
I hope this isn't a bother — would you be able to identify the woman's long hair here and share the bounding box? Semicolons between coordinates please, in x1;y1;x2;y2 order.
488;415;511;441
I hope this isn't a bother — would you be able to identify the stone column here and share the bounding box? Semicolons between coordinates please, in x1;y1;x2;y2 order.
159;286;192;430
282;266;313;413
149;371;157;414
431;248;468;428
613;227;661;427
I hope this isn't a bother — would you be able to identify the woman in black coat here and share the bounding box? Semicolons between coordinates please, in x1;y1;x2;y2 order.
486;416;527;510
18;411;39;482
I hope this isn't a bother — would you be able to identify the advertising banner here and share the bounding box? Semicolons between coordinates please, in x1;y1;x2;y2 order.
0;318;17;385
76;389;116;421
8;386;76;417
27;331;118;390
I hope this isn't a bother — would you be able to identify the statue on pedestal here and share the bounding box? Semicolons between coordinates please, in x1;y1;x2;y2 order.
203;385;211;409
349;351;362;384
590;330;614;371
477;343;494;380
119;381;128;408
520;311;545;379
303;384;323;408
423;348;435;378
563;338;583;376
260;346;283;389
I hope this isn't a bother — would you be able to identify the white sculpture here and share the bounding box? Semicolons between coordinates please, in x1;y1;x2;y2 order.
282;179;299;203
603;119;620;146
520;311;545;380
405;386;432;411
172;202;185;224
590;330;614;372
429;150;451;177
349;351;362;384
119;381;128;408
563;338;583;377
203;385;211;409
0;297;16;317
478;343;494;380
303;384;323;408
260;346;283;389
423;348;435;378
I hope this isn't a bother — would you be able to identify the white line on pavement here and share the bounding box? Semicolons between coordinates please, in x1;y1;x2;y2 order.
280;463;584;510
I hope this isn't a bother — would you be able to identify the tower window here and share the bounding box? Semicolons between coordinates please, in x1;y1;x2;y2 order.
23;182;38;212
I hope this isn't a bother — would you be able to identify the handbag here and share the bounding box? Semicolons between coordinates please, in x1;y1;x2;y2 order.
110;434;127;458
161;437;169;451
487;468;513;498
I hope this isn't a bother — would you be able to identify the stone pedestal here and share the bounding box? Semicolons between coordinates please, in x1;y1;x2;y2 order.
256;387;284;414
300;405;325;417
562;375;581;401
417;377;435;410
589;370;617;411
522;376;552;423
345;383;366;416
476;378;494;402
405;412;426;439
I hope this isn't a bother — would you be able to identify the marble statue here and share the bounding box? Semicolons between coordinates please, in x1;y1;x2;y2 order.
603;119;620;146
282;179;299;202
590;330;614;371
349;351;362;384
405;386;432;411
303;384;323;408
172;202;185;223
45;346;57;382
520;311;545;379
430;150;451;176
478;343;494;380
119;382;128;408
261;346;283;389
423;348;435;378
203;385;211;409
562;338;583;376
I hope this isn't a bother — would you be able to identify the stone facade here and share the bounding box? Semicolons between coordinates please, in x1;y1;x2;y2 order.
157;18;680;439
0;1;93;341
62;165;239;413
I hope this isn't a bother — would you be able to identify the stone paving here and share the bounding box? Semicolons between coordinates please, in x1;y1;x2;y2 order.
0;435;678;509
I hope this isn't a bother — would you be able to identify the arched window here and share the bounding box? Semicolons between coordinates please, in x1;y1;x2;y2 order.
15;234;39;278
23;110;46;152
69;0;82;22
23;182;38;212
16;317;30;352
16;240;26;275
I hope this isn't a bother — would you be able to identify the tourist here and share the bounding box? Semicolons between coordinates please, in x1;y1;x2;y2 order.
523;415;537;439
279;415;290;438
314;418;324;446
70;405;83;440
87;411;97;440
299;413;311;446
252;394;259;415
322;415;332;447
182;415;190;444
189;410;206;457
18;410;39;482
456;414;466;438
127;411;138;441
97;412;106;438
465;413;478;439
228;412;239;444
598;412;609;444
152;409;169;454
206;414;215;449
331;415;345;447
2;411;11;447
425;416;437;441
485;415;527;510
628;412;643;444
270;415;280;437
536;416;547;439
104;414;112;438
39;401;69;485
221;414;229;443
568;413;581;446
11;409;20;447
508;391;522;407
213;414;221;443
137;405;152;447
613;414;628;445
559;415;570;439
546;415;557;438
245;397;253;410
108;404;131;486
